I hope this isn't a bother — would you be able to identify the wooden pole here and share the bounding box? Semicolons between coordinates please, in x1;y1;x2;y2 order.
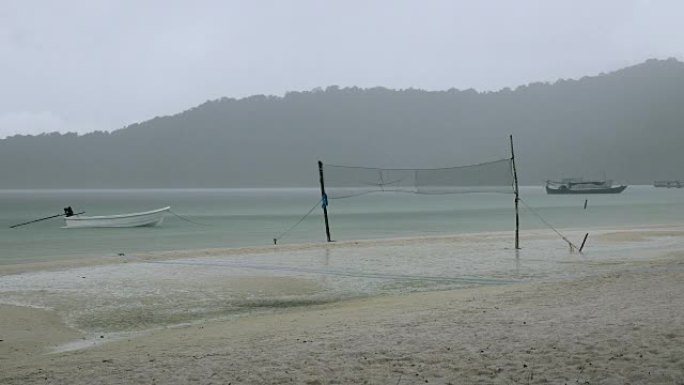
318;160;332;242
579;233;589;253
10;211;85;228
510;135;520;250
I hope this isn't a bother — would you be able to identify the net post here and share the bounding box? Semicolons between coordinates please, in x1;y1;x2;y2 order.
510;135;520;250
318;160;332;242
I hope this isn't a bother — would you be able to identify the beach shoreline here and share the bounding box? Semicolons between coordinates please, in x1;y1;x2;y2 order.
1;253;682;384
3;222;684;276
1;226;683;384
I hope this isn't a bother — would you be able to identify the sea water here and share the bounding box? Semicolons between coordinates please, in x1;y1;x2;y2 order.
1;186;684;341
1;186;684;264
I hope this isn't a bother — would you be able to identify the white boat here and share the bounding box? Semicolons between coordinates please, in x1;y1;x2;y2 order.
63;207;171;228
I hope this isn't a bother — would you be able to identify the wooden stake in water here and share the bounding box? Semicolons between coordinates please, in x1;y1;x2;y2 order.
579;233;589;253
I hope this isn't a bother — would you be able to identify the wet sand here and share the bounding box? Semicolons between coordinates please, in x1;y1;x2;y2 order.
1;229;683;384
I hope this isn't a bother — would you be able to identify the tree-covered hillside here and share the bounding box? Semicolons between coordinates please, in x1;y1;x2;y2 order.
1;58;683;188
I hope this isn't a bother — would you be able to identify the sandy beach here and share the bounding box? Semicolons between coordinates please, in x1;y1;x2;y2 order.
1;228;683;384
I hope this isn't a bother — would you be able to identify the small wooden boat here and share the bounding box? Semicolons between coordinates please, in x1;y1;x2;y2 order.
654;180;683;188
63;207;171;228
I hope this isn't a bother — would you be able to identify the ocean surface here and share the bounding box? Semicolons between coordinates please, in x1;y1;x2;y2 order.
1;185;683;264
2;186;684;342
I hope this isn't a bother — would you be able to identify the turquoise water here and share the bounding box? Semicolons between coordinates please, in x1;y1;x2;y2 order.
1;186;683;264
2;186;684;339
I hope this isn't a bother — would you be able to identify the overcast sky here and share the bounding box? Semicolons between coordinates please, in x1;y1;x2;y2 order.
1;0;682;138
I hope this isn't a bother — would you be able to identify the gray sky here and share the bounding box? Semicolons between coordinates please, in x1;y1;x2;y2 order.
1;0;682;138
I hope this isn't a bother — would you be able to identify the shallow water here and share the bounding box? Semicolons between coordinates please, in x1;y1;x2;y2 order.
1;186;684;343
1;186;683;263
1;225;682;341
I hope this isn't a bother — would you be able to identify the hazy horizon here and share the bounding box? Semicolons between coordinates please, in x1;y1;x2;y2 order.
2;0;684;138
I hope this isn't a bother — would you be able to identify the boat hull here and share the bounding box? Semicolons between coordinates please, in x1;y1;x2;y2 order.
63;207;170;228
654;181;683;188
545;185;627;194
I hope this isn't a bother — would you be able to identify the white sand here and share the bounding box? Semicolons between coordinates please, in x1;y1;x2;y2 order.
1;228;683;384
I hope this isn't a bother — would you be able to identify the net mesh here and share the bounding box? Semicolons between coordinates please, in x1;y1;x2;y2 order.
323;158;514;199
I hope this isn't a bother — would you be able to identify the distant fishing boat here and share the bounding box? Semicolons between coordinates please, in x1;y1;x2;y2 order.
654;180;683;188
63;207;171;228
545;178;627;194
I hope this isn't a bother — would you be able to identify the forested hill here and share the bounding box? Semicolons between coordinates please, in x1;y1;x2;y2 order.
2;58;683;188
